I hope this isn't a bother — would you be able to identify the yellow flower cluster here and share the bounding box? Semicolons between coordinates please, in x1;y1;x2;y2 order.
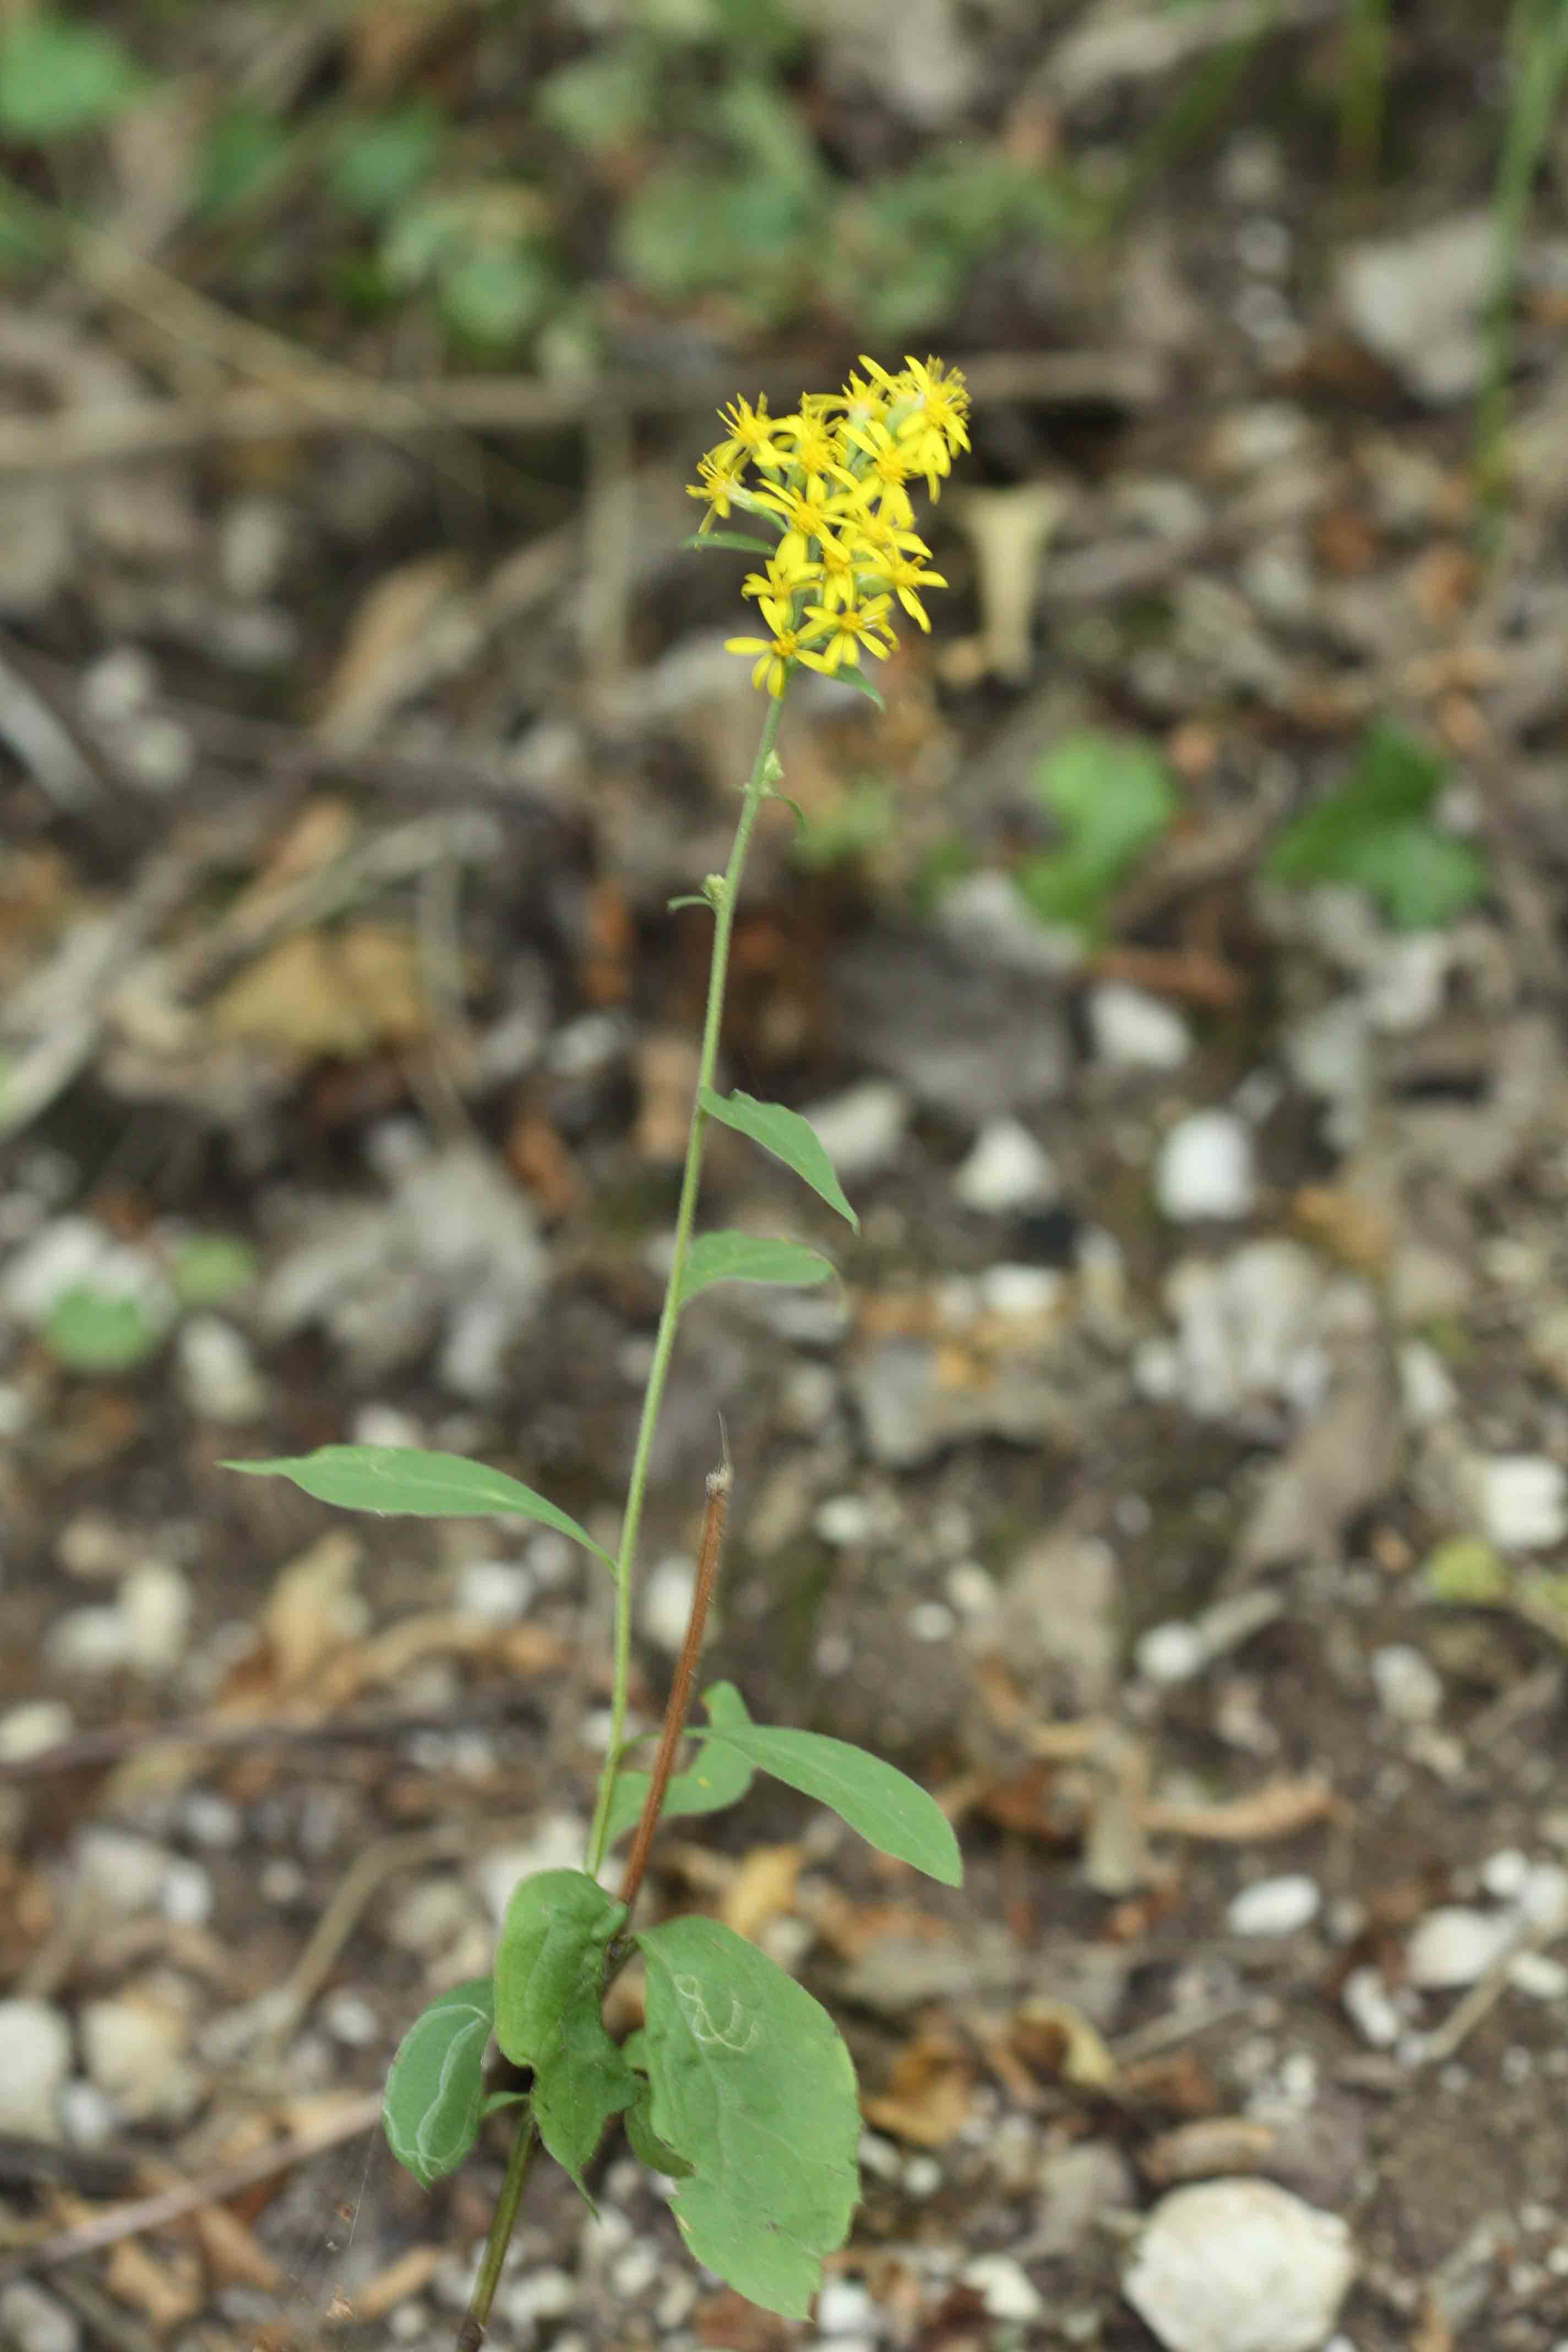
687;355;970;698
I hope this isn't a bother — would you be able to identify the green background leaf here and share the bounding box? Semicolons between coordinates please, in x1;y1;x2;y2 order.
222;1447;612;1560
46;1286;170;1373
0;14;142;142
698;1719;962;1886
635;1914;859;2317
699;1088;858;1230
1267;722;1489;930
383;1977;495;2190
1016;730;1176;935
493;1870;635;2193
677;1232;834;1309
604;1736;754;1850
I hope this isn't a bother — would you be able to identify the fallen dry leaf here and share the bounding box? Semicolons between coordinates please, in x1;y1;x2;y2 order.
259;1533;366;1693
1139;2115;1277;2185
720;1844;802;1943
1010;1996;1119;2092
861;2022;975;2148
105;2231;204;2332
211;923;428;1058
317;552;465;747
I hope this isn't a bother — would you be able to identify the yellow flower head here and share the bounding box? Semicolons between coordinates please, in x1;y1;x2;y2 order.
698;356;968;693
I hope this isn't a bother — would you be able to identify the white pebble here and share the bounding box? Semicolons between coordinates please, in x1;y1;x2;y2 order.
640;1555;696;1653
1397;1340;1456;1427
1156;1111;1256;1223
79;1994;197;2124
72;1828;171;1914
815;1494;879;1548
177;1314;266;1424
903;2153;942;2197
1370;1644;1444;1726
322;1990;381;2047
1227;1875;1321;1939
976;1263;1065;1318
608;2242;660;2301
1136;1620;1208;1686
1407;1906;1518;1990
945;1560;998;1621
0;2000;72;2139
44;1605;132;1677
157;1858;213;1927
119;1559;193;1675
350;1402;424;1450
817;2279;876;2333
455;1558;535;1624
858;2130;902;2180
799;1081;911;1178
1480;1455;1568;1551
961;2254;1044;2323
0;2282;80;2352
58;2079;113;2149
954;1118;1058;1213
908;1600;956;1642
180;1790;243;1848
1518;1862;1568;1935
1089;983;1191;1071
1124;2179;1355;2352
0;1700;73;1763
1341;1964;1402;2049
1480;1849;1531;1901
475;1818;587;1925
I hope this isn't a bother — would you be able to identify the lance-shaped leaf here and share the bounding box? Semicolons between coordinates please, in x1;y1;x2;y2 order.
603;1735;754;1851
383;1977;495;2190
493;1870;636;2194
225;1446;612;1563
694;1717;962;1886
698;1087;858;1231
677;1232;834;1310
679;530;779;556
635;1914;859;2318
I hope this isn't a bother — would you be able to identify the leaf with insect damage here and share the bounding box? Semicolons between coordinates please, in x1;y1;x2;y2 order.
493;1869;636;2197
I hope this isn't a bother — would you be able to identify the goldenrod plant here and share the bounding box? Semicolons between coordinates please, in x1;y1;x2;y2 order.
227;359;970;2339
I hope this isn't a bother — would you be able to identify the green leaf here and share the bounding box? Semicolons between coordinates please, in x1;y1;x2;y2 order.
332;105;443;217
699;1088;858;1232
171;1233;259;1309
493;1870;636;2195
635;1915;859;2318
679;531;779;556
603;1731;755;1850
623;2077;693;2177
1266;723;1489;931
696;1714;962;1886
1016;731;1176;935
45;1286;170;1373
677;1233;835;1310
196;105;291;219
222;1447;613;1562
834;662;887;714
383;1977;495;2190
0;15;141;142
440;247;554;348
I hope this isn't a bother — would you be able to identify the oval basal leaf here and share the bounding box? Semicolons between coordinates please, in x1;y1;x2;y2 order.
383;1976;495;2190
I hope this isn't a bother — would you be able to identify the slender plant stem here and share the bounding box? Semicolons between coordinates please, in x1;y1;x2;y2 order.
584;692;784;1877
1477;0;1568;508
618;1458;732;1916
456;2099;536;2352
1338;0;1391;188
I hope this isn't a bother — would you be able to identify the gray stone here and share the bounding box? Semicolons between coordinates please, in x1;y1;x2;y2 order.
1125;2180;1355;2352
0;2000;71;2141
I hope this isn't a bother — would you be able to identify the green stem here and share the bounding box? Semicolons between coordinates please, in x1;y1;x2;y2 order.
584;692;785;1876
1477;0;1568;510
456;2101;536;2352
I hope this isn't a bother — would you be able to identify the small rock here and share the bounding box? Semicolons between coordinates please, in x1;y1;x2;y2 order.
1341;1963;1402;2049
1124;2179;1356;2352
158;1859;214;1928
640;1556;697;1653
1479;1455;1568;1550
1156;1112;1256;1223
1089;983;1192;1070
961;2255;1044;2324
455;1558;536;1625
954;1118;1058;1213
1136;1620;1208;1686
1480;1849;1531;1902
0;1700;72;1763
1035;2139;1137;2258
119;1559;193;1675
815;1494;880;1549
798;1081;911;1178
816;2279;876;2334
44;1605;132;1678
1509;1951;1568;2001
177;1314;267;1424
1336;211;1494;404
79;1987;200;2125
908;1600;956;1642
1398;1341;1457;1427
976;1263;1065;1319
1370;1644;1444;1727
0;2000;72;2139
58;2080;114;2149
1517;1861;1568;1935
0;2282;80;2352
1227;1876;1321;1939
996;1533;1120;1714
351;1402;424;1449
56;1513;133;1580
902;2153;943;2198
1406;1907;1518;1990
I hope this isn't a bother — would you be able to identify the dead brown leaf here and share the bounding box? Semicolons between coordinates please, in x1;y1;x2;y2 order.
1010;1996;1119;2091
317;553;464;747
211;924;427;1058
720;1844;802;1943
861;2022;975;2148
1139;2115;1277;2185
259;1533;365;1693
104;2231;203;2332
